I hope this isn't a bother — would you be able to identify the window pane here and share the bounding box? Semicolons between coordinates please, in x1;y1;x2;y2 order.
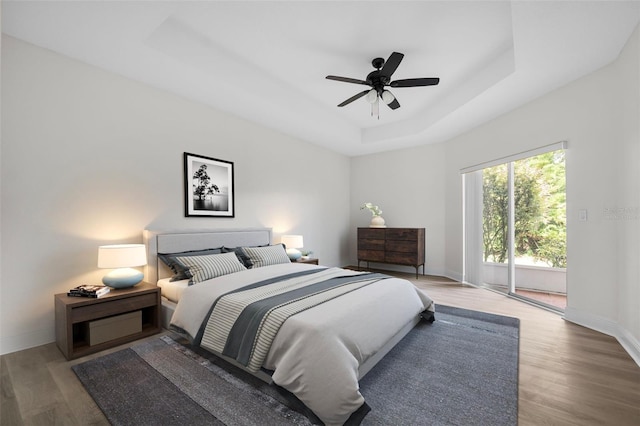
482;163;509;264
513;150;566;268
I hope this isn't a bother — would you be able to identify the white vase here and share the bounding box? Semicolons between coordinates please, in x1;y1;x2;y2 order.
370;215;386;228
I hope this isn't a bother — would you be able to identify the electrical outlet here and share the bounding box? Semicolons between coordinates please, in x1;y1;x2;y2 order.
579;209;588;221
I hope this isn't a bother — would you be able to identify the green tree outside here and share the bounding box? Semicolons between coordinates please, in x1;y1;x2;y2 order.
483;150;566;268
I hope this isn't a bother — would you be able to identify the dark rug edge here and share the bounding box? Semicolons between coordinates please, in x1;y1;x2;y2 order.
436;304;521;328
72;305;520;426
71;347;221;426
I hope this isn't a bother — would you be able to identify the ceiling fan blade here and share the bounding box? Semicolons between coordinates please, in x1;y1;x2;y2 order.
390;77;440;88
386;98;401;110
326;75;370;85
379;52;404;79
338;90;369;107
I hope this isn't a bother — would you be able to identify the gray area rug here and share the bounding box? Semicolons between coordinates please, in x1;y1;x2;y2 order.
72;305;519;425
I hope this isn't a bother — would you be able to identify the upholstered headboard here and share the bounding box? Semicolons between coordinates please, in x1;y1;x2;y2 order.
143;228;273;284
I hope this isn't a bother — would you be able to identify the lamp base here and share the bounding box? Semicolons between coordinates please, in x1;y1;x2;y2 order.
102;268;143;289
286;248;302;261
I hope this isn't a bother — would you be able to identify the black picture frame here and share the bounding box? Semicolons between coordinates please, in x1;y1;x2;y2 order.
184;152;235;217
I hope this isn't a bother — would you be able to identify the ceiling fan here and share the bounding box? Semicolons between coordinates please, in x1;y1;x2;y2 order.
326;52;439;118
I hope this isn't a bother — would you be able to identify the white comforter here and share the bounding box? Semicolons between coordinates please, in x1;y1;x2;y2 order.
170;263;434;425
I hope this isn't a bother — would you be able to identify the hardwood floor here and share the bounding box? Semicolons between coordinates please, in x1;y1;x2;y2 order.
409;274;640;426
1;273;639;425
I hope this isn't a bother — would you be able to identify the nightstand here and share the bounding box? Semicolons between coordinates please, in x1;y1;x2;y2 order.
293;258;319;265
55;282;161;360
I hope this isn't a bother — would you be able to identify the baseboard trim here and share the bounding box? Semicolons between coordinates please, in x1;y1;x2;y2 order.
564;307;640;367
444;270;463;283
617;327;640;367
0;327;55;356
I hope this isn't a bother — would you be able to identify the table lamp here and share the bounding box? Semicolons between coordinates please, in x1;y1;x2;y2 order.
98;244;147;288
281;235;304;261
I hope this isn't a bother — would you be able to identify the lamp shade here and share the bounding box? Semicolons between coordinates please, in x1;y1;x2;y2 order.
281;235;304;261
281;235;303;249
98;244;147;268
98;244;147;288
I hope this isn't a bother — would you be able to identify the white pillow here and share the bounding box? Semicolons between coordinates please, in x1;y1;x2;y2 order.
241;245;291;268
175;252;247;284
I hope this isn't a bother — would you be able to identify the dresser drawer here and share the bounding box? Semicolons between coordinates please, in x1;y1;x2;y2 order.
385;240;417;253
385;228;419;241
358;228;386;240
359;238;385;250
358;249;385;262
386;251;419;265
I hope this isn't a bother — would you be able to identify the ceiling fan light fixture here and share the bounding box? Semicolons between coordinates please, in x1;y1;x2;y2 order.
381;90;395;104
326;52;439;114
366;89;378;103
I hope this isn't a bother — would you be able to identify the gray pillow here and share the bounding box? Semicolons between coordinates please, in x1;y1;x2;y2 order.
158;247;223;281
222;245;263;268
174;252;247;284
241;244;291;268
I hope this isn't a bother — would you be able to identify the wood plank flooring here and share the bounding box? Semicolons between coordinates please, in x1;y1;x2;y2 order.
1;273;639;425
409;274;640;426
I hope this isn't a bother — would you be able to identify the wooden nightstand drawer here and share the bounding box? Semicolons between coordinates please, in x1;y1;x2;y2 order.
72;293;157;323
55;282;161;360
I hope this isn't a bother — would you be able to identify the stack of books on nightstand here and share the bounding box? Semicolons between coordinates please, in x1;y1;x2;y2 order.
67;284;110;298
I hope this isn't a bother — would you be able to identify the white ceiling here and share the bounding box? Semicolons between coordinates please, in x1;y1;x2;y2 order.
3;1;640;156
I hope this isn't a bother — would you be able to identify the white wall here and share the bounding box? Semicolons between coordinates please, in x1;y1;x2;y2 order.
444;24;639;362
0;36;351;355
613;22;640;357
349;142;447;276
352;25;640;363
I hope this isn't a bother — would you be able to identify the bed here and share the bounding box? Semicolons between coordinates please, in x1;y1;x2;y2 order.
143;228;434;425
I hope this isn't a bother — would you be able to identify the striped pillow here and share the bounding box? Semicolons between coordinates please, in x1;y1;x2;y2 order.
241;244;291;269
158;247;223;281
175;252;247;285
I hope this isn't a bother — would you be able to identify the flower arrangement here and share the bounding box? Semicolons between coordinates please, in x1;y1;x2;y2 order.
360;202;382;217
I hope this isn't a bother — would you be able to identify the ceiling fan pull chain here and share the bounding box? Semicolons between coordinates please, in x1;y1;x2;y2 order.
372;96;380;119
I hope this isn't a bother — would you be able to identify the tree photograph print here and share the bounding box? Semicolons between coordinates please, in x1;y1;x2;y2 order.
184;152;234;217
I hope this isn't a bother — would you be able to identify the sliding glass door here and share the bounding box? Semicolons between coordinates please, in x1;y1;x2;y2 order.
463;144;567;311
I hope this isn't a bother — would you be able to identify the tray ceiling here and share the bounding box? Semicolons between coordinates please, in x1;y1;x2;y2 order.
3;1;639;156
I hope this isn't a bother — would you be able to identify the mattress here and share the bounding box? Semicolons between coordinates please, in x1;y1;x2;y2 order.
157;278;189;303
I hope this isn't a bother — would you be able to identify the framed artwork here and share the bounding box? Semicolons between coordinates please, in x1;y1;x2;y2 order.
184;152;235;217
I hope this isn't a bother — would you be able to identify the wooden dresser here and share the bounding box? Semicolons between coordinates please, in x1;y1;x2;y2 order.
357;227;425;278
